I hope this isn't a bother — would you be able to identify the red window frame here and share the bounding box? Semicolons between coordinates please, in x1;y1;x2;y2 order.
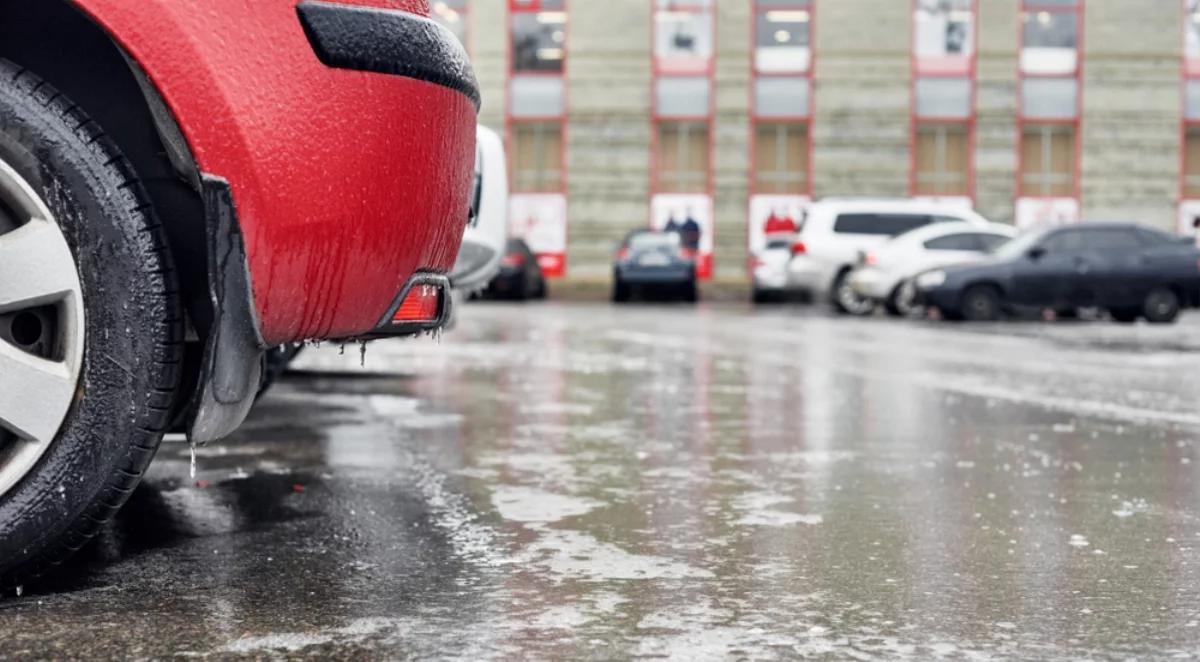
649;0;717;200
506;0;569;193
748;0;815;200
505;0;570;275
1015;0;1084;202
909;0;977;200
1181;0;1200;204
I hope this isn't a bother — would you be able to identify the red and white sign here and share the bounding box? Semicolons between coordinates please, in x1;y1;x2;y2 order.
652;193;713;278
748;194;808;256
1179;200;1200;245
510;193;568;277
1015;196;1079;230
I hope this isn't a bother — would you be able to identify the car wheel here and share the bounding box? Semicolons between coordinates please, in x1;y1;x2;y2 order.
258;344;304;400
612;277;630;303
884;280;918;318
682;281;698;303
0;61;183;587
1110;307;1140;323
831;270;875;316
960;285;1003;322
1143;287;1180;324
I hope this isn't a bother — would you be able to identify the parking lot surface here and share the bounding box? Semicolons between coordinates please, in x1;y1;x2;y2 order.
3;302;1200;659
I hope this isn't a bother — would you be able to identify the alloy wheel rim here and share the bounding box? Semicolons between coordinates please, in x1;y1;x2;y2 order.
838;280;872;315
895;281;917;316
0;158;85;499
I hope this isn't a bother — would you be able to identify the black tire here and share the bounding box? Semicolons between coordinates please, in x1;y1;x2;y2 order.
752;288;768;304
831;269;875;316
258;344;304;400
612;277;630;303
960;284;1003;322
682;280;698;303
884;280;917;318
1110;307;1140;323
1143;287;1181;324
0;61;183;587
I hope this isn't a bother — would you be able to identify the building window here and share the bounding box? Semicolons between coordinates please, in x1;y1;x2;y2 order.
1020;125;1075;197
657;122;710;193
507;0;570;277
1015;0;1080;227
512;1;566;72
911;0;975;200
431;0;470;49
754;0;811;74
512;122;564;193
914;123;969;196
754;123;808;194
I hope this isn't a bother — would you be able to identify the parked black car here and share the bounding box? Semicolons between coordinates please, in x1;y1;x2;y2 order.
915;223;1200;323
613;230;698;302
481;239;546;301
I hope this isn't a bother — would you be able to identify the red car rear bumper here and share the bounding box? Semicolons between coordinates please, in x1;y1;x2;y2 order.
73;0;477;344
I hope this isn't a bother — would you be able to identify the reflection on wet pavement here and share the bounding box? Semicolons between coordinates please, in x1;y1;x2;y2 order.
3;303;1200;659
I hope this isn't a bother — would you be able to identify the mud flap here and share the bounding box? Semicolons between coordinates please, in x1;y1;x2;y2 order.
187;176;264;443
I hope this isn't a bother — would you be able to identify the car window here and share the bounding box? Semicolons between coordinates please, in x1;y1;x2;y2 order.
629;232;681;250
833;213;933;236
975;233;1011;252
1041;229;1086;254
1135;226;1176;246
924;233;979;251
1081;228;1141;252
932;215;967;225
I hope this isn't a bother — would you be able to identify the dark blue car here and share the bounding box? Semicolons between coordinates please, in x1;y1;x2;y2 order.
914;223;1200;323
613;230;698;302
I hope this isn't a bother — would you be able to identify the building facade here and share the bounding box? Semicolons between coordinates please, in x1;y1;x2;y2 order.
435;0;1184;281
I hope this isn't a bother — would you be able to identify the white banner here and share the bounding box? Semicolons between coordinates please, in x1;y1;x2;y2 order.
651;193;713;278
509;193;568;277
1015;197;1079;230
748;194;809;256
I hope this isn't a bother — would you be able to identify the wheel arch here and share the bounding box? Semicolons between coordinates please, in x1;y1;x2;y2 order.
0;0;210;329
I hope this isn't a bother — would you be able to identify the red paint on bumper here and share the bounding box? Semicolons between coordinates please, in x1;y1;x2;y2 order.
73;0;475;344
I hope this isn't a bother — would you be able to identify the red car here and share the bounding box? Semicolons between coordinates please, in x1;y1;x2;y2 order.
0;0;477;585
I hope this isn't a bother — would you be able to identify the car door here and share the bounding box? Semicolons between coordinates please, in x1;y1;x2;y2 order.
921;232;985;271
1083;227;1147;309
1009;229;1086;308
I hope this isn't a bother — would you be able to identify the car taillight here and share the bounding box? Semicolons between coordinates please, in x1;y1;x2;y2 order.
503;253;525;268
392;284;442;323
864;252;878;266
790;241;807;256
617;247;630;260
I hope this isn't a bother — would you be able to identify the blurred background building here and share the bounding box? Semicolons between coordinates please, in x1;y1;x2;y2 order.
432;0;1186;281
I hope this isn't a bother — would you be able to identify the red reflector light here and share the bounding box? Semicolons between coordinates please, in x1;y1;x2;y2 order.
617;247;630;260
864;252;878;266
392;284;441;323
790;241;807;256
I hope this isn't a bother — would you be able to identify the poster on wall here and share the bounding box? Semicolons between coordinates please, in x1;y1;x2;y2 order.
748;194;809;257
1179;200;1200;246
509;193;568;277
651;193;713;279
1015;197;1079;230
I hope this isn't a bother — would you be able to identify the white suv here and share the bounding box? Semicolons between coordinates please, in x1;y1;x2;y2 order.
786;198;991;313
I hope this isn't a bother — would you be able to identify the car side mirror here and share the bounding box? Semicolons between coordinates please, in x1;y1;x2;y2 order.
1027;246;1046;261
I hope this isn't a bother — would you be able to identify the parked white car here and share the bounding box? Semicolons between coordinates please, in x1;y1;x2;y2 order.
786;198;991;313
450;125;508;294
848;222;1017;316
751;236;801;302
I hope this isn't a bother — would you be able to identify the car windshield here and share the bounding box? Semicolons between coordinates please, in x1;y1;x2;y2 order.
629;232;681;251
989;228;1048;260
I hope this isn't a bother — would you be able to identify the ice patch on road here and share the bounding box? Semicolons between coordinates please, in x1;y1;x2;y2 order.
222;617;412;654
491;486;603;523
517;530;714;580
737;511;824;527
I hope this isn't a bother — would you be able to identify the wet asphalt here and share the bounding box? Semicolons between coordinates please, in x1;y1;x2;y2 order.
3;301;1200;659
